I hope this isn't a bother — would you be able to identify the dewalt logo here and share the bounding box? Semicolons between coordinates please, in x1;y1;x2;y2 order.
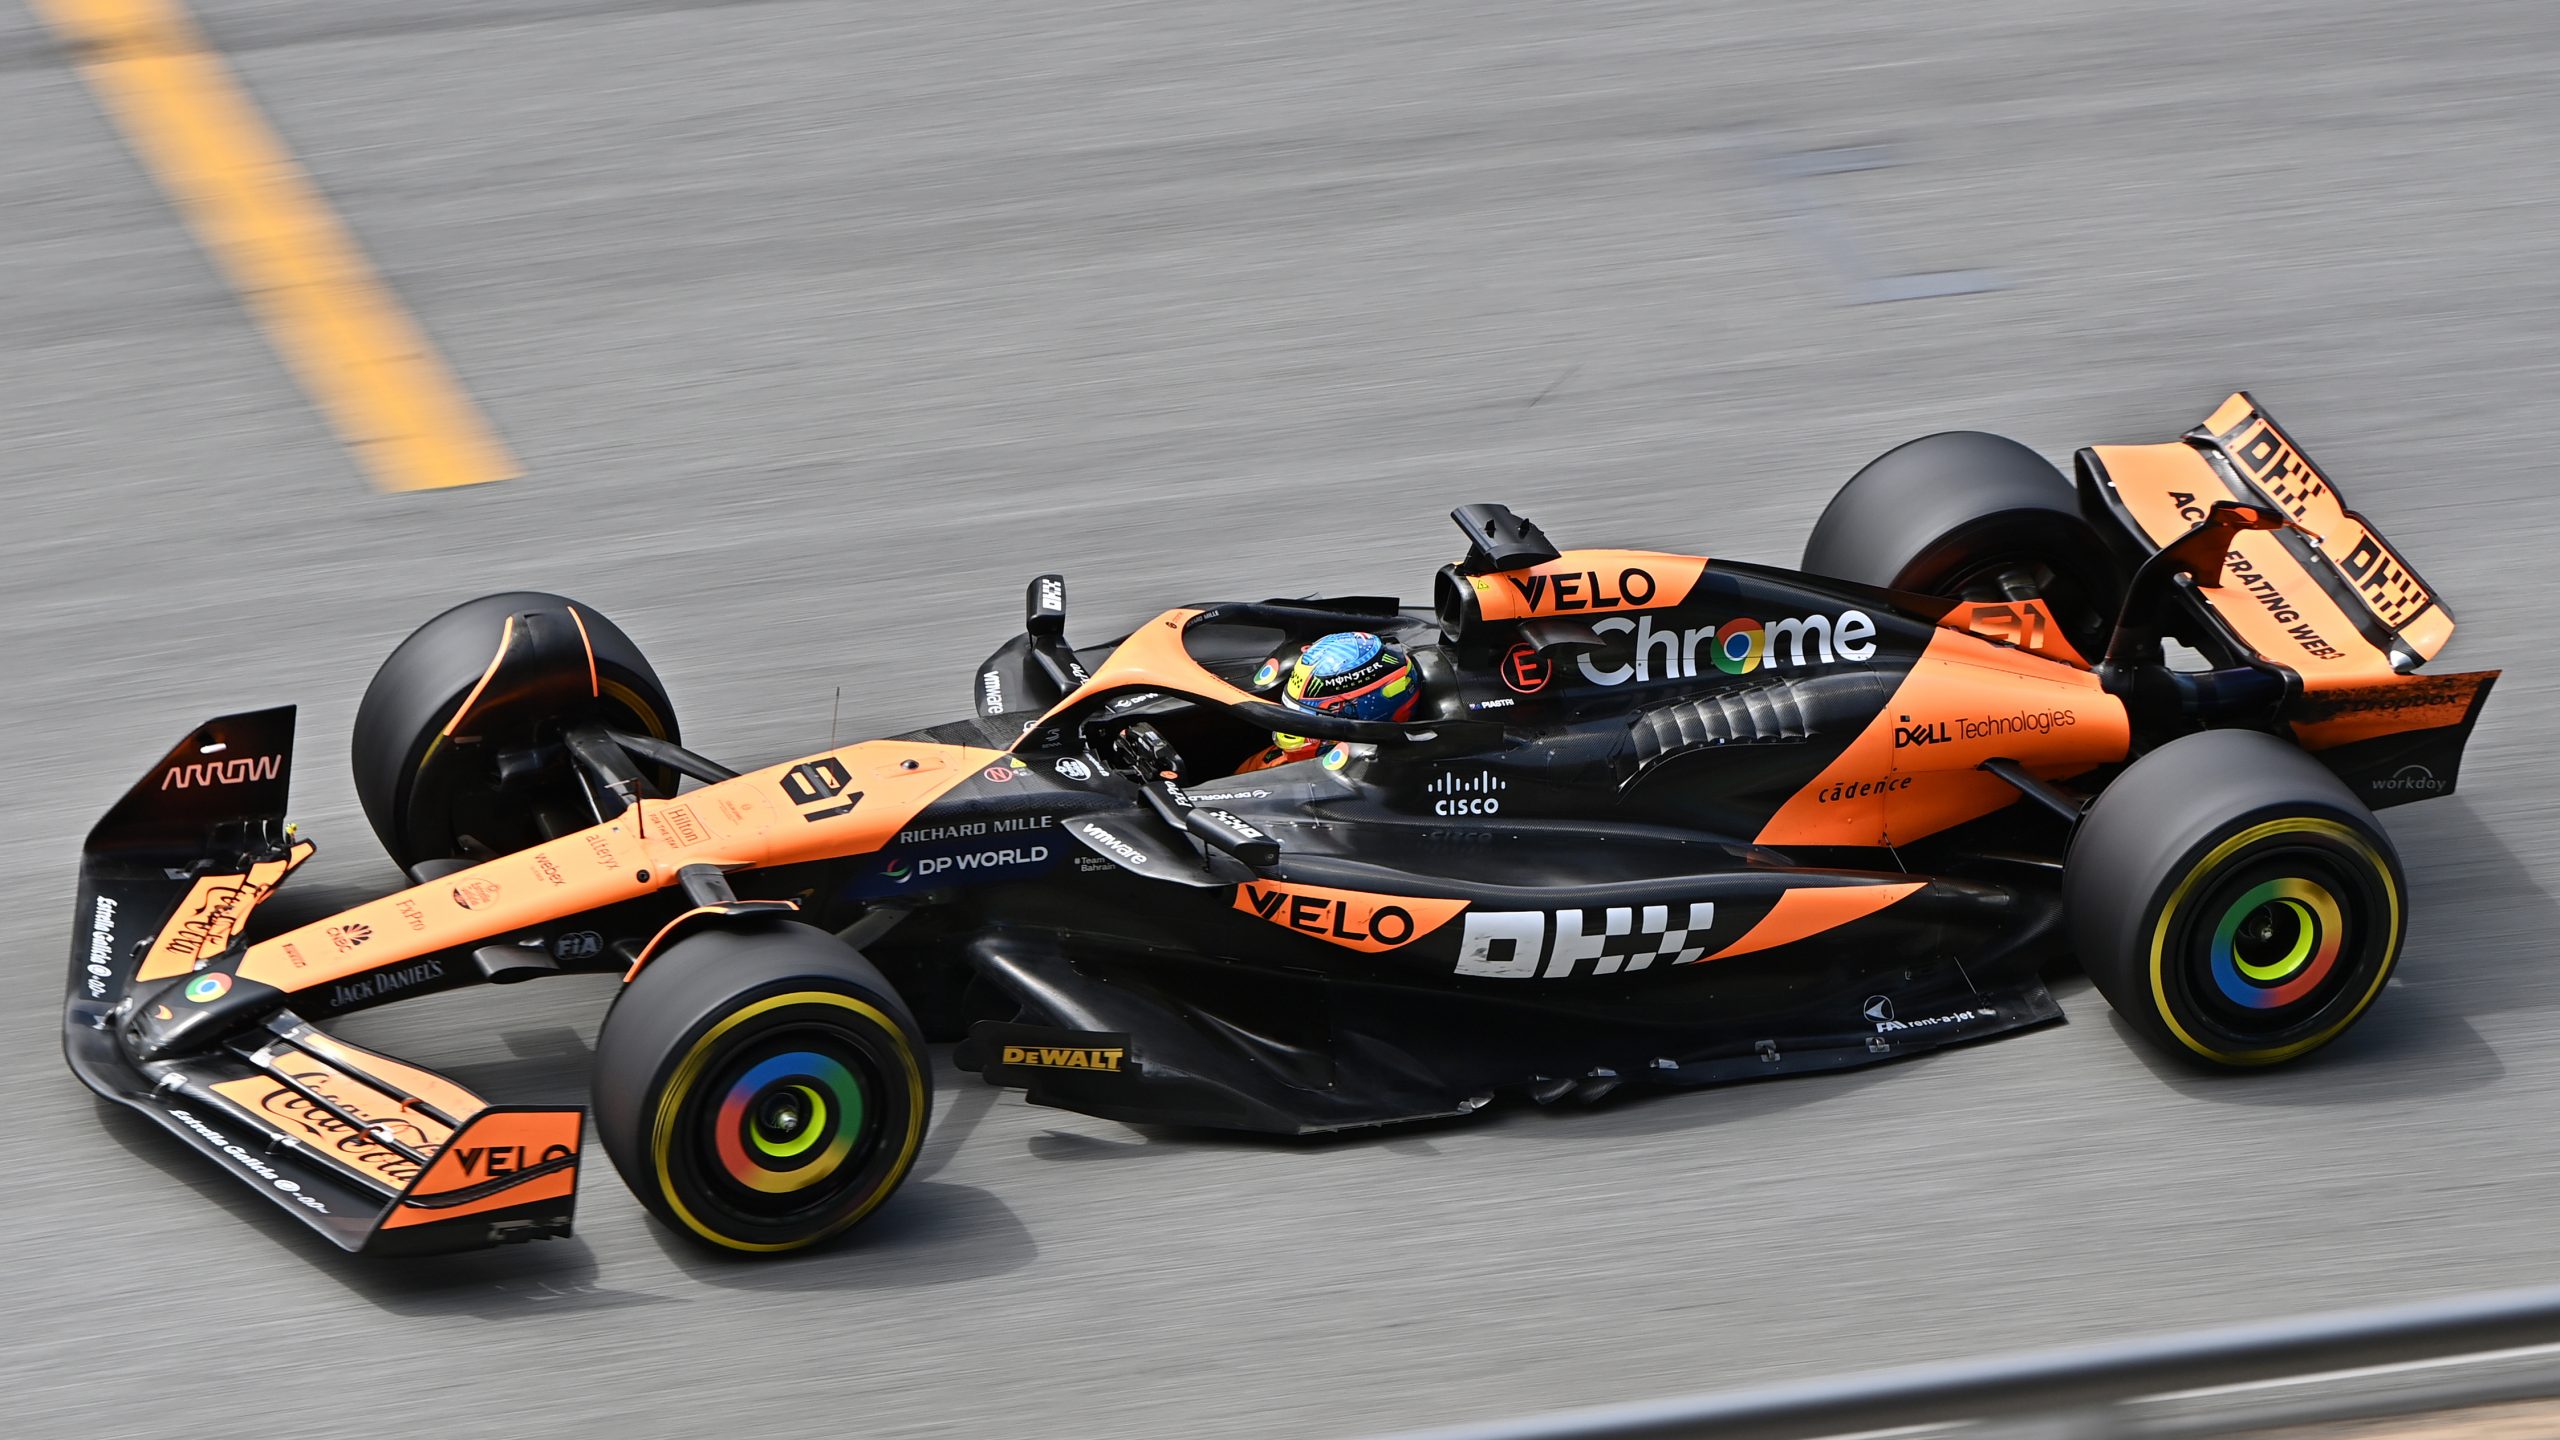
1000;1044;1126;1072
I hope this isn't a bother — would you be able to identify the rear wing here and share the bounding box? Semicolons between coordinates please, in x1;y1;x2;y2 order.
66;708;581;1254
2077;394;2497;808
2078;391;2452;678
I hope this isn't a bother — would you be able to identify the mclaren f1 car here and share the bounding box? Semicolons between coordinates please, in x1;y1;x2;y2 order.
64;392;2495;1255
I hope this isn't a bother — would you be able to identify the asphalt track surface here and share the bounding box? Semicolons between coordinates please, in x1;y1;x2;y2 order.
5;1;2558;1436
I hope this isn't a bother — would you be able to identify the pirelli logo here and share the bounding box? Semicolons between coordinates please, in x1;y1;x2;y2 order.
1000;1044;1126;1072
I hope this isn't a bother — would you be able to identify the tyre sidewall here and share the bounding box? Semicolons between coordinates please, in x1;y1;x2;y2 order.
594;924;930;1254
2069;731;2405;1066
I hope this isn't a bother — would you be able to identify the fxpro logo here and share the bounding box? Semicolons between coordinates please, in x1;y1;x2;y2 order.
1576;611;1877;686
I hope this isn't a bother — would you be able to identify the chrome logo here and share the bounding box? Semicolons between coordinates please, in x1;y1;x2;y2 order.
184;972;231;1003
1252;658;1281;689
1320;744;1350;771
2210;878;2344;1009
714;1051;865;1195
1711;618;1766;676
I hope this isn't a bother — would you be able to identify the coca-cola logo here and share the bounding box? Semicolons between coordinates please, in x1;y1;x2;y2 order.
250;1070;441;1184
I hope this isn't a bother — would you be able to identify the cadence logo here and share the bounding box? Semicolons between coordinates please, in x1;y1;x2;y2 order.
1576;611;1877;686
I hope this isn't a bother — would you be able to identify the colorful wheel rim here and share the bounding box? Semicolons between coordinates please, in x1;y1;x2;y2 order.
2148;818;2402;1066
2208;878;2345;1009
652;991;926;1253
712;1051;866;1194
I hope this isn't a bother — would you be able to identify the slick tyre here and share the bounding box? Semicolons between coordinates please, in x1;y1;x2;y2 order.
1803;431;2122;657
594;923;932;1254
2067;730;2405;1067
352;592;679;877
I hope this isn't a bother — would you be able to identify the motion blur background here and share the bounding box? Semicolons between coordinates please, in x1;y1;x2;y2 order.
5;1;2556;1436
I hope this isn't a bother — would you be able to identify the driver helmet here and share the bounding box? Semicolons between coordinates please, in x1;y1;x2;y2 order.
1265;631;1420;760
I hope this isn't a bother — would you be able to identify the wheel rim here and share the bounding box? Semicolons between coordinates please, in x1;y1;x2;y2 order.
2208;877;2346;1010
708;1040;878;1198
650;990;925;1251
2149;819;2402;1063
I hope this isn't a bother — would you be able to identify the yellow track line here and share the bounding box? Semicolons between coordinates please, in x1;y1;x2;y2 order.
35;0;516;492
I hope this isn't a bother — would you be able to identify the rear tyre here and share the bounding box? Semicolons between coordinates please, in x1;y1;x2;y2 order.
1802;431;2123;658
592;923;932;1254
351;592;679;877
2067;730;2405;1067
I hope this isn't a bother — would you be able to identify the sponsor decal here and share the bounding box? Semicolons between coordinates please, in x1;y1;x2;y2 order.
1187;787;1269;804
980;670;1005;712
554;931;603;961
1498;566;1659;613
780;757;863;822
451;879;501;910
884;858;913;885
1000;1044;1126;1072
1320;745;1350;772
901;845;1053;881
451;1142;576;1178
1454;903;1718;979
211;1069;447;1188
1234;880;1468;953
1079;822;1149;865
1893;709;2077;749
1073;855;1114;873
166;1108;328;1211
1427;770;1506;816
982;764;1017;783
2336;534;2432;630
1863;995;1894;1023
159;754;283;790
150;1004;174;1021
658;804;707;848
2374;764;2447;794
1470;696;1517;711
2219;552;2346;660
1054;757;1094;781
138;851;307;981
395;898;428;932
184;972;232;1003
326;922;373;953
531;853;568;886
1873;1005;1988;1035
1500;642;1553;695
584;832;622;869
894;816;1052;845
83;896;118;998
1577;611;1877;686
1252;658;1282;689
326;958;446;1009
280;941;310;969
1107;691;1163;713
1816;775;1912;803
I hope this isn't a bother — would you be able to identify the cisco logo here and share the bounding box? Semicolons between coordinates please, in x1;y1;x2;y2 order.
1428;771;1506;816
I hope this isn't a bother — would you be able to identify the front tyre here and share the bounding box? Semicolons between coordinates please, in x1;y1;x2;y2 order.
2067;730;2405;1067
593;923;932;1253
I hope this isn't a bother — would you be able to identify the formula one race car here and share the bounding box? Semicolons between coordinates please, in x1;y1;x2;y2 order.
65;392;2495;1256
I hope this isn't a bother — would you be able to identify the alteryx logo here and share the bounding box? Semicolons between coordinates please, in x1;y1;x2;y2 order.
1576;610;1878;686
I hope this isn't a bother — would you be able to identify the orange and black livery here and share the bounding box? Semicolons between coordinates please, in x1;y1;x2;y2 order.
64;393;2492;1255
